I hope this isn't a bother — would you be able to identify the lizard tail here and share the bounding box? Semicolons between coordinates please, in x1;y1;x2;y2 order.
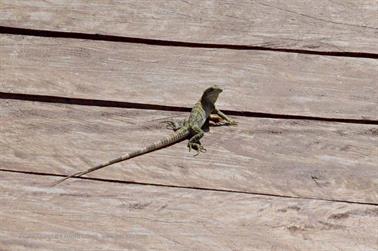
51;128;190;186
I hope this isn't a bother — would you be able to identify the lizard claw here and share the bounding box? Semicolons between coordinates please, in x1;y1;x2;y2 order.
194;146;207;156
227;120;238;126
212;119;238;127
188;142;206;156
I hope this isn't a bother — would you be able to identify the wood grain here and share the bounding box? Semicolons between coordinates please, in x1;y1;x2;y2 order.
1;171;377;251
1;34;377;120
1;99;377;203
0;0;377;53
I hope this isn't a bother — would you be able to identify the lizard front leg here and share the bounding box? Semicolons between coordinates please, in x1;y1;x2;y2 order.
188;125;206;155
211;108;238;126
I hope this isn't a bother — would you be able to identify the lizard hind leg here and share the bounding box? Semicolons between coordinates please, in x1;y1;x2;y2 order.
161;120;186;131
188;126;206;156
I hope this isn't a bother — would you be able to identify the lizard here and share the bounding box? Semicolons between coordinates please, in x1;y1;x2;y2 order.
52;85;237;186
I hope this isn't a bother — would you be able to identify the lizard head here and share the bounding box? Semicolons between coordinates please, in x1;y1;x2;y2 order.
201;85;223;104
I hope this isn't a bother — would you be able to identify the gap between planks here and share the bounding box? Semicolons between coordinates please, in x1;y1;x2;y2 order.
1;168;377;207
0;26;377;59
1;91;378;125
3;99;377;204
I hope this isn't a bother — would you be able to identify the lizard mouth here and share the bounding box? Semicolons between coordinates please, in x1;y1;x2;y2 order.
211;85;223;93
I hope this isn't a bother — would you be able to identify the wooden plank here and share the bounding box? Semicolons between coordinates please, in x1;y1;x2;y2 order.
1;171;377;251
1;99;377;204
1;35;377;120
0;0;378;53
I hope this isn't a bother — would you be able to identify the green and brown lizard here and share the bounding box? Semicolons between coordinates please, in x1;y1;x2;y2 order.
52;85;237;186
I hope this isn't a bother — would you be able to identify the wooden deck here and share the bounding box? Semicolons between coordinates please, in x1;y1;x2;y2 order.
0;1;377;250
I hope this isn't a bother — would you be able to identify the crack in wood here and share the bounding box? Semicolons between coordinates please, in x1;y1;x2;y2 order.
0;26;377;59
1;91;377;125
255;1;378;31
0;168;377;206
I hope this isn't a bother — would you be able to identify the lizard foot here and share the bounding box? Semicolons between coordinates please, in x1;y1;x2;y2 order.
226;119;238;126
188;142;207;156
216;120;238;126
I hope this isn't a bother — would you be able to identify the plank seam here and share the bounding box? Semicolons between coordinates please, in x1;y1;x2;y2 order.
1;168;377;206
1;92;378;125
1;26;377;59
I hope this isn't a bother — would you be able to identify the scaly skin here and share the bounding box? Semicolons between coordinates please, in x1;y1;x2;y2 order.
52;85;237;186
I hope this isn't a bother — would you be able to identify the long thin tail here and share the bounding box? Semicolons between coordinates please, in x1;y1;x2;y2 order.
51;128;189;186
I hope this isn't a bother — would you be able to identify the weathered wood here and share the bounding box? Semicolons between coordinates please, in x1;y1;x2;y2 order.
1;34;377;120
1;171;377;251
1;0;378;53
1;99;377;203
